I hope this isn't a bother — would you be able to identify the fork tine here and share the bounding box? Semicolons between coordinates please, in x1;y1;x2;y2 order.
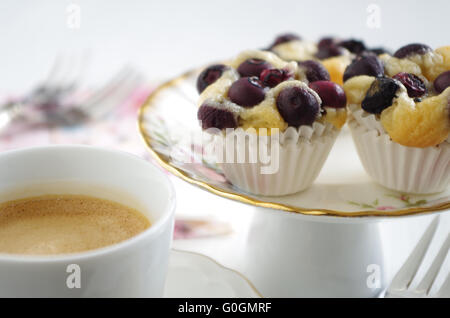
79;66;134;109
44;54;65;86
61;50;90;89
435;273;450;298
87;72;144;118
388;216;440;292
40;52;90;95
77;67;142;119
53;53;72;86
49;53;75;87
56;51;91;92
416;234;450;295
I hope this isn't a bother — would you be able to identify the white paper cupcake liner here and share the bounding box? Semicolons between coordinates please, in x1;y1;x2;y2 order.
349;119;450;194
348;104;385;134
214;122;339;196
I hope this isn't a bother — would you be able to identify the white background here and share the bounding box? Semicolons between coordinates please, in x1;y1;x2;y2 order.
1;0;449;93
0;0;449;296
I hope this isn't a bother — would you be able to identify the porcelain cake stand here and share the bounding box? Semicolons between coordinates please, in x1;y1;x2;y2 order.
139;69;450;297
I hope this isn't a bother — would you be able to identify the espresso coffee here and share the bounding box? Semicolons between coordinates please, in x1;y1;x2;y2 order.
0;195;151;255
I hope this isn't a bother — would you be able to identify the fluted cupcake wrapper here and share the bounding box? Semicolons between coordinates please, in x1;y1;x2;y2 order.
349;119;450;194
348;104;385;134
214;122;339;196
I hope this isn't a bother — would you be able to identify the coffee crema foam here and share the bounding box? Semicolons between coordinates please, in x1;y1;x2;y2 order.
0;195;151;255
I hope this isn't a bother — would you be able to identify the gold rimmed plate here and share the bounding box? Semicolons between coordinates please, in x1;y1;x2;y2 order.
138;69;450;218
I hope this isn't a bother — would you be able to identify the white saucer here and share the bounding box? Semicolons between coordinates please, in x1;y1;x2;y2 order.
164;250;261;298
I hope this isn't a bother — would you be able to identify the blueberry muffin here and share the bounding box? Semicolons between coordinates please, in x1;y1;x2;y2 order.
196;50;347;196
343;43;450;193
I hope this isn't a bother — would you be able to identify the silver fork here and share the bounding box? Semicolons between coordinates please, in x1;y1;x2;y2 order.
0;52;90;130
1;66;143;130
37;66;144;126
385;216;450;298
30;51;91;105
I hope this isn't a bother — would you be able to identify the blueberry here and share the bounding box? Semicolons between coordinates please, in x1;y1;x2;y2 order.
237;58;272;77
338;39;366;55
393;43;432;59
317;37;339;50
197;103;237;130
361;78;400;114
315;44;345;59
270;33;301;48
433;71;450;94
343;54;384;82
368;47;391;55
260;69;291;88
308;81;346;108
228;77;266;107
392;72;427;97
276;86;320;127
298;60;330;82
196;64;227;94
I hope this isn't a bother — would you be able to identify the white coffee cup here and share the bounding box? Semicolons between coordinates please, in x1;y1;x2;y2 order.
0;145;176;297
